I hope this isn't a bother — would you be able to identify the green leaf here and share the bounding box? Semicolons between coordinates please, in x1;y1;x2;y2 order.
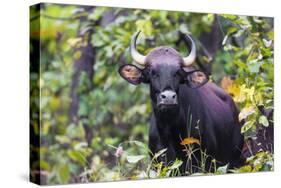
261;47;273;58
239;165;252;172
216;164;228;174
227;27;238;35
221;14;237;21
267;31;274;40
55;135;71;144
233;60;247;70
154;148;167;159
39;160;50;171
57;165;70;183
247;60;263;73
259;115;269;127
136;19;153;36
131;140;147;149
92;33;106;47
126;155;146;163
169;159;183;170
67;150;87;166
66;123;85;139
88;7;107;21
241;120;255;133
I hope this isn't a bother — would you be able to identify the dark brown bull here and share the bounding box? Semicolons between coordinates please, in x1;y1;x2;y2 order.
119;31;244;174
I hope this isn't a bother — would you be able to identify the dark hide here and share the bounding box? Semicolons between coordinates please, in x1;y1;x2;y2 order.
149;81;244;173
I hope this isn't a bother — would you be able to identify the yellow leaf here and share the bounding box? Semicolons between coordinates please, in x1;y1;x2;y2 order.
243;86;255;103
74;51;82;60
136;19;153;36
50;97;60;110
42;121;50;135
227;83;243;102
221;77;243;102
67;37;83;48
180;137;200;146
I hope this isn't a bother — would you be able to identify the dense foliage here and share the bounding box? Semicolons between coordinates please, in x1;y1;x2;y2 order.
30;4;274;185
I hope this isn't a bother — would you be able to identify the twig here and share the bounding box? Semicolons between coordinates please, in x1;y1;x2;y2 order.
30;13;85;22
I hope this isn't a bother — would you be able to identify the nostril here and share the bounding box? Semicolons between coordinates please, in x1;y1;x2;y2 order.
172;94;176;99
161;94;166;99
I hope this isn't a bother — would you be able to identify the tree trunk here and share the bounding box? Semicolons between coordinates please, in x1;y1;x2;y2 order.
69;7;95;145
198;15;223;75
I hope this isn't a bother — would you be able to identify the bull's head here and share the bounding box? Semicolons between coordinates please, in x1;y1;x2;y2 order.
119;31;208;110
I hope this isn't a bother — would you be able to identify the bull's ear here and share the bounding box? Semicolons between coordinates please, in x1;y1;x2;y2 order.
184;70;208;88
118;64;143;85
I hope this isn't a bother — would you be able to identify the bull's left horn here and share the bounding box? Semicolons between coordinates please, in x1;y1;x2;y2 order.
182;34;196;67
130;31;147;66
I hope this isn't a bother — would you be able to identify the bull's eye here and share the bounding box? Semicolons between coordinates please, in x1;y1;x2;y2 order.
151;70;159;79
173;71;180;78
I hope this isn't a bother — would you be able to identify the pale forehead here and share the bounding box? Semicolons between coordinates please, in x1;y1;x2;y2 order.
146;46;183;68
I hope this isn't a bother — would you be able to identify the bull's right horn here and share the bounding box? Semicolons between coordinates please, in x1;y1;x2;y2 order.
130;31;147;66
182;34;196;67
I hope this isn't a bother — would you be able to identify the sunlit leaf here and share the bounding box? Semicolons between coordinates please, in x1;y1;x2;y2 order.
169;159;183;170
227;27;238;35
67;37;83;47
259;115;269;127
40;160;50;170
49;96;60;110
238;165;252;172
154;148;167;159
42;121;51;135
126;155;146;163
67;150;87;166
216;164;228;174
225;82;245;103
247;60;263;73
74;51;82;60
57;165;70;183
136;19;153;36
239;106;255;122
241;120;255;133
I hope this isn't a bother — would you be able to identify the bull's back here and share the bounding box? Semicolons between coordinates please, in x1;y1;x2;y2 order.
179;82;244;165
179;82;239;127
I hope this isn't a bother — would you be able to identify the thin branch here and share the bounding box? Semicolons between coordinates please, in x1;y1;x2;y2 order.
216;15;226;37
30;13;85;22
197;40;213;62
42;13;85;21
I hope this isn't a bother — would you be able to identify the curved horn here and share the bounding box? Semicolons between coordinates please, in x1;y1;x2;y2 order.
130;31;147;66
182;34;196;67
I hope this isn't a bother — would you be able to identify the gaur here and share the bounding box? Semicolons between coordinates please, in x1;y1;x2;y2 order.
118;31;244;174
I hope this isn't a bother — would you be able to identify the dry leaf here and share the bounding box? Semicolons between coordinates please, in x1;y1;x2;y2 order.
180;137;200;145
221;76;234;90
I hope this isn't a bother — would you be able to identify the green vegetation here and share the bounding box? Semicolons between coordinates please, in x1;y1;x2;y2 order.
30;3;274;185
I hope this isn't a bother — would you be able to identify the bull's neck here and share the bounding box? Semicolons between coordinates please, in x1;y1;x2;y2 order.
152;104;181;123
151;90;187;138
152;102;187;146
